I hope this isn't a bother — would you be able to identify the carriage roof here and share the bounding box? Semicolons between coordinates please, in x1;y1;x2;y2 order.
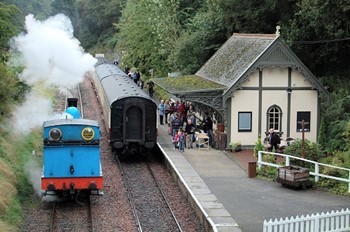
94;61;153;106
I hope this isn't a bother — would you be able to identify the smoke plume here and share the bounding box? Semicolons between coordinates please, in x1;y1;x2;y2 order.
11;14;97;134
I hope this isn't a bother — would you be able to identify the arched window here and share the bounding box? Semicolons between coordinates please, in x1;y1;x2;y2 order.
267;105;282;131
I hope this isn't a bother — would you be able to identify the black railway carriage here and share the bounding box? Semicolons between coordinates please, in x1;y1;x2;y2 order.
93;59;157;156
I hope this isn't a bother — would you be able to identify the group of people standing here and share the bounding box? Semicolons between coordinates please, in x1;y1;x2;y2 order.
158;99;213;152
122;66;155;97
124;67;144;89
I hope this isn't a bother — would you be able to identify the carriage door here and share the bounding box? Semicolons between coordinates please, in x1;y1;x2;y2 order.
125;105;143;142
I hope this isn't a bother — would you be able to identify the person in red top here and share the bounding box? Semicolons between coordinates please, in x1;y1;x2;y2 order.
174;128;185;152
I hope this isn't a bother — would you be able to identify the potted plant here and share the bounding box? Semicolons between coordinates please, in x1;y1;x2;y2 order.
229;141;242;152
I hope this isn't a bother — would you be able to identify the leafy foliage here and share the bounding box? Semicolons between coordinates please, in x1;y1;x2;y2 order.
257;154;277;180
0;126;42;230
283;0;350;75
0;3;21;62
116;0;182;75
283;139;323;169
254;137;265;157
318;77;350;153
0;3;28;120
172;11;224;74
317;150;350;195
75;0;124;49
1;0;52;21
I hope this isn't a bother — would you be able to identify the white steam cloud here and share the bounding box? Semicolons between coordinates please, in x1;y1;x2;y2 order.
11;14;97;134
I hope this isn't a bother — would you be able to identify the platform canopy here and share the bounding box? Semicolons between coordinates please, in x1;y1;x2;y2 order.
152;75;227;123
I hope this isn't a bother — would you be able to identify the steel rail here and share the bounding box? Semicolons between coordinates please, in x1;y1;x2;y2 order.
116;157;143;232
64;84;83;118
49;199;93;232
50;201;57;232
146;163;183;232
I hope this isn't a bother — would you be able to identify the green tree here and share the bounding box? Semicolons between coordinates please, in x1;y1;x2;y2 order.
1;0;52;20
51;0;77;18
0;3;21;61
116;0;181;75
51;0;78;29
172;10;221;74
284;0;350;76
0;3;27;119
173;0;298;74
76;0;124;49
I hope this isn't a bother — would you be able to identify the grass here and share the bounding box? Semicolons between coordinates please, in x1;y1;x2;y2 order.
152;75;226;93
0;125;43;231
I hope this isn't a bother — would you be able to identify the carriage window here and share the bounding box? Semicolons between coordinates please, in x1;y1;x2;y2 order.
267;105;282;131
297;111;310;132
238;112;252;132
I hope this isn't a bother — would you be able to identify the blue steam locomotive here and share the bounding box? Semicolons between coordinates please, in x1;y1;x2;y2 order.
41;105;103;198
92;59;157;157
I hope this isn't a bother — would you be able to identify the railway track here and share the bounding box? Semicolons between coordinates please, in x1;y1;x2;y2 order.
53;84;83;117
50;198;94;232
117;157;183;232
46;83;92;232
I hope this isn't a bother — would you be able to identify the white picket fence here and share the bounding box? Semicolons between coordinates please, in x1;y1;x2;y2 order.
263;208;350;232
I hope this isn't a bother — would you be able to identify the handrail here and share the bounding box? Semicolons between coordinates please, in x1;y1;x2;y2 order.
257;151;350;192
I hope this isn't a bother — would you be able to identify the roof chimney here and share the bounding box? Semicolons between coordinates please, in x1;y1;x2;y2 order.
276;26;281;37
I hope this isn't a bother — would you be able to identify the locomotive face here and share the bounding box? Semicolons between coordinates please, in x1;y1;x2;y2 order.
41;119;103;196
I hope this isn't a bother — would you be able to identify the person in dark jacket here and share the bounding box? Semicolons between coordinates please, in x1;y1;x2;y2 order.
268;128;280;152
201;112;213;146
147;81;154;97
185;119;196;148
202;113;213;133
171;113;183;138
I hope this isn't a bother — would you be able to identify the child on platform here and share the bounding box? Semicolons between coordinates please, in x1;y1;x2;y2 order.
174;128;185;152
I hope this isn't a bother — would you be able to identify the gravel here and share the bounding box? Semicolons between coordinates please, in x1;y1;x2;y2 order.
20;74;205;232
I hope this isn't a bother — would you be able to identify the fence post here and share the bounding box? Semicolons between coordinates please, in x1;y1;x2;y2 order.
258;151;262;169
285;155;290;166
315;163;319;182
348;170;350;192
314;213;320;231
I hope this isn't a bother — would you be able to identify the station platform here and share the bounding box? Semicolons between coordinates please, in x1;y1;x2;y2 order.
157;123;350;232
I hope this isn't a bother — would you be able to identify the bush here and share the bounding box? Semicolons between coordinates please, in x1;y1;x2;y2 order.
317;150;350;195
254;137;265;157
283;139;323;169
257;154;277;180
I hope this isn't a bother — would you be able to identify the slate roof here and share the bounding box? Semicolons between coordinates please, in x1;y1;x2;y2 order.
195;33;276;87
195;33;329;100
